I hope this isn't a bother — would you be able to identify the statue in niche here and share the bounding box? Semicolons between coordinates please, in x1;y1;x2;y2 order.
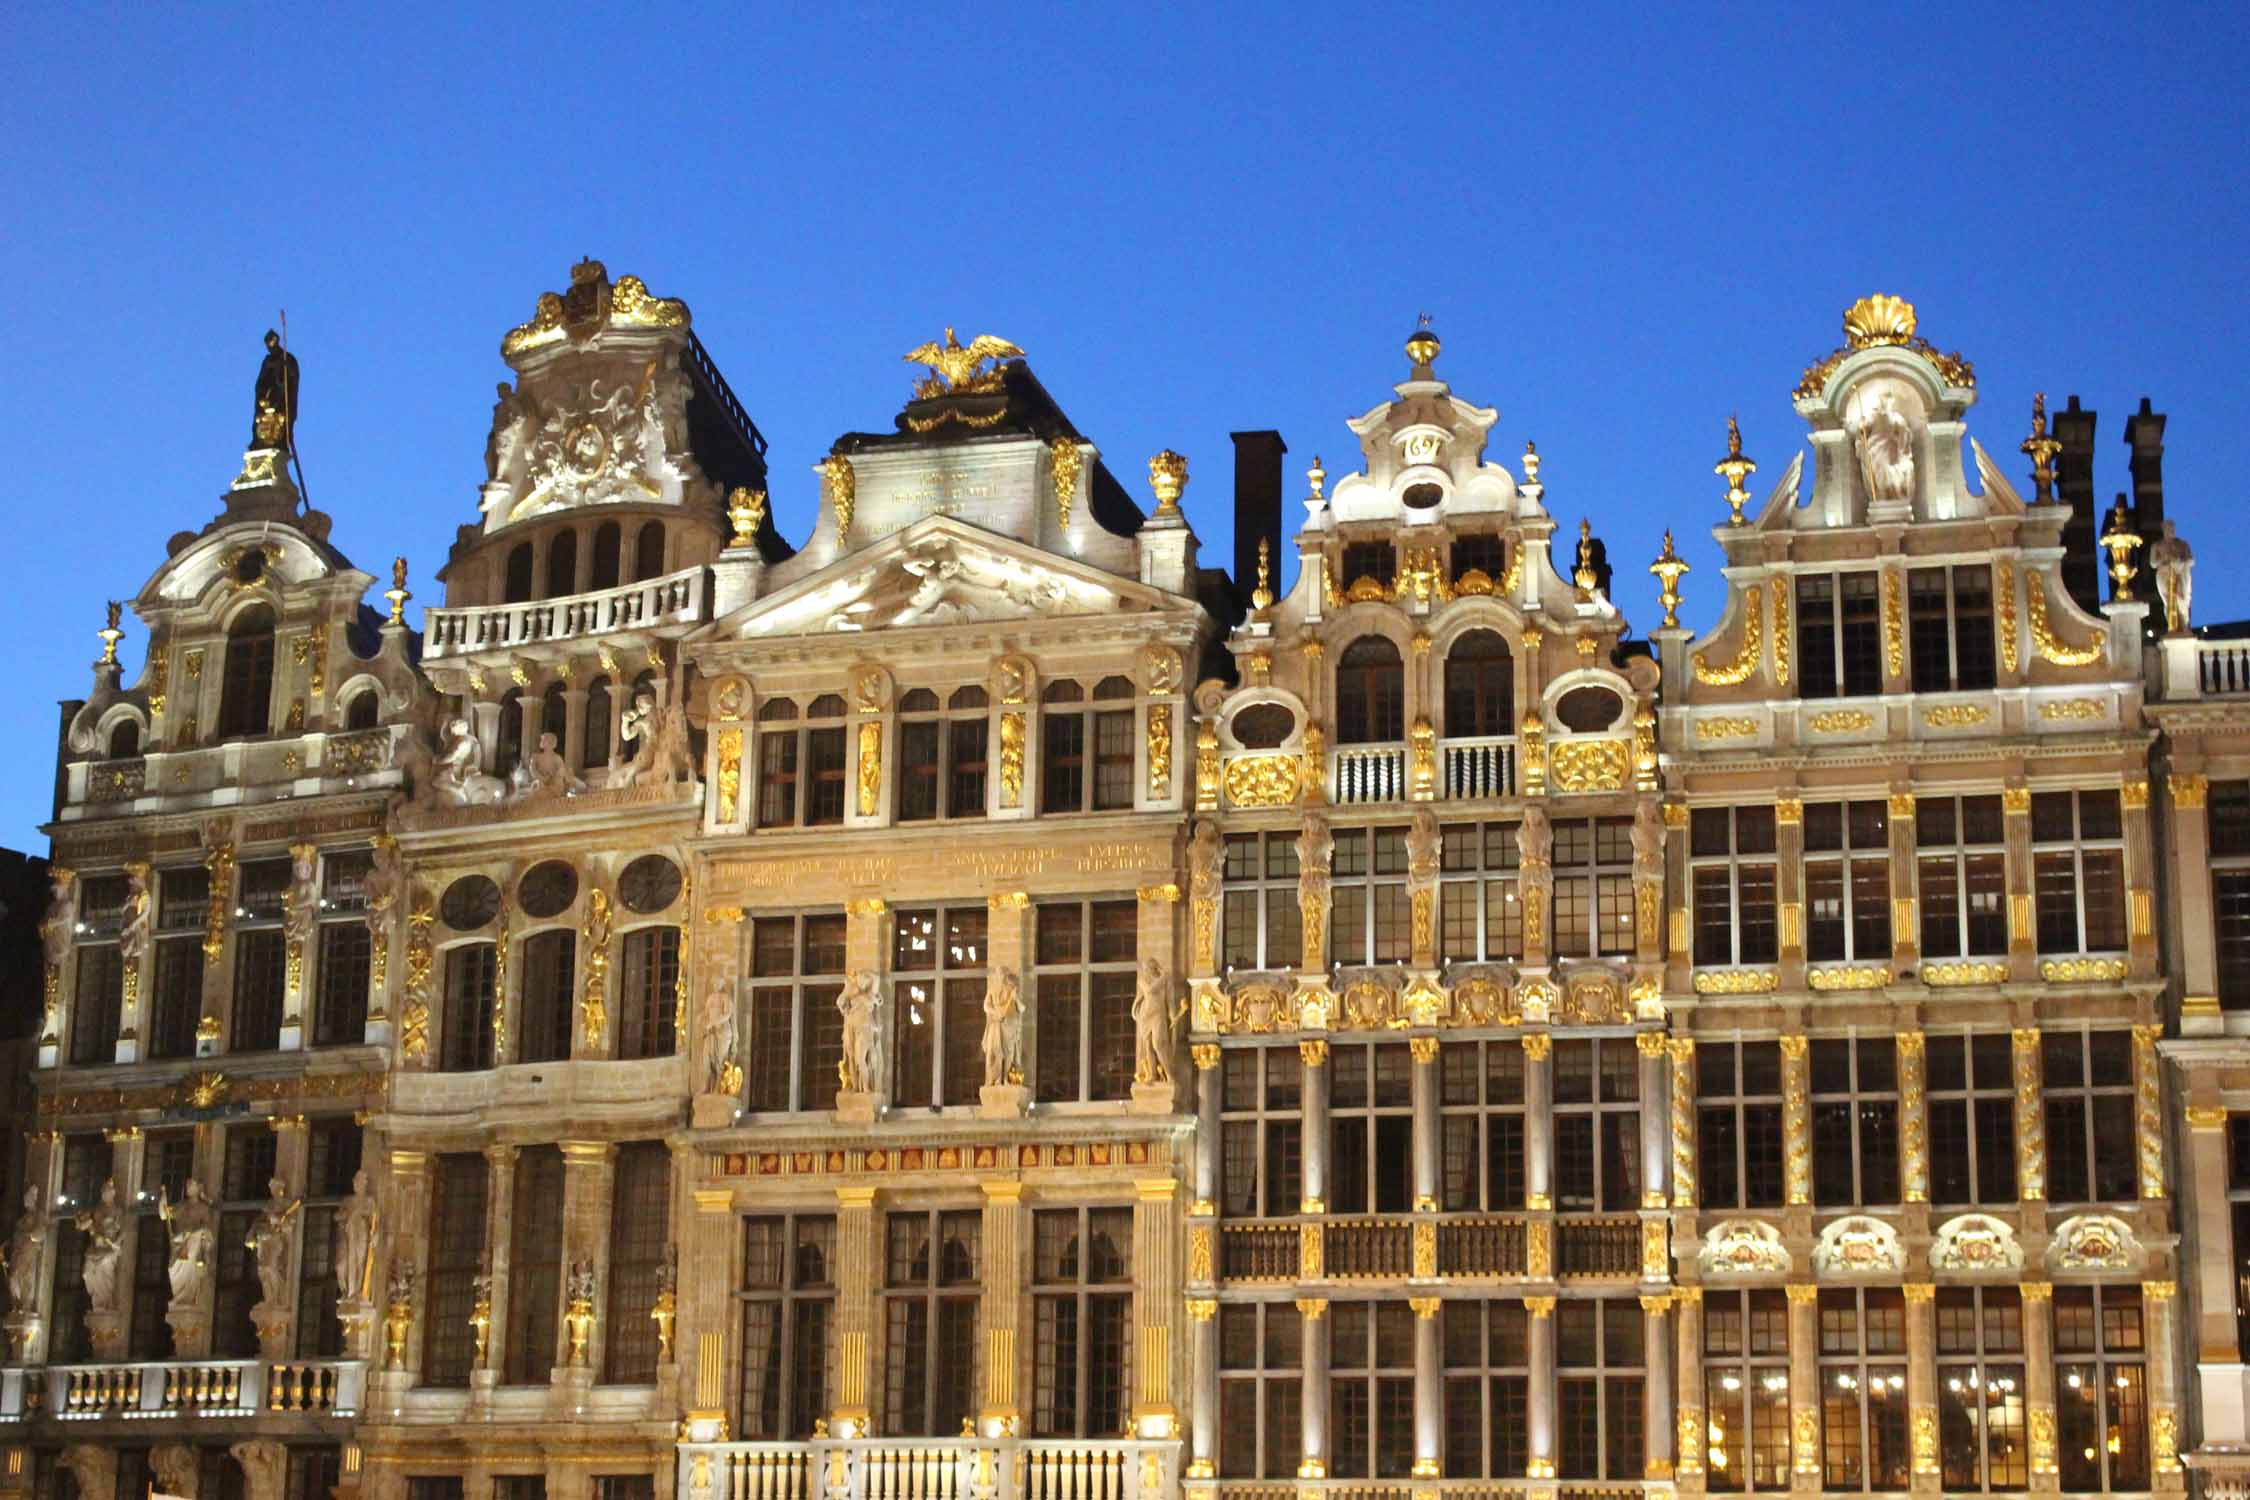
74;1182;125;1314
1632;801;1664;881
698;973;738;1095
427;718;506;806
1518;804;1553;867
117;866;152;966
981;969;1023;1089
837;972;884;1095
1406;808;1441;887
2150;519;2195;633
364;836;401;916
253;330;300;450
158;1180;218;1305
248;1179;301;1311
39;867;75;973
485;382;531;482
1132;960;1184;1086
612;689;694;789
284;844;319;947
1847;387;1916;505
334;1171;377;1303
7;1186;50;1313
1187;819;1222;907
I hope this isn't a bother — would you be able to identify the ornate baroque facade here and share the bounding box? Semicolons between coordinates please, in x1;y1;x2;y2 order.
13;273;2250;1500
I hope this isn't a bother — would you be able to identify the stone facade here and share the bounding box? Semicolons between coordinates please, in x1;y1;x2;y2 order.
11;275;2250;1500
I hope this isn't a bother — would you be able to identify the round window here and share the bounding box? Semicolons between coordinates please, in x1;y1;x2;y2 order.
1554;686;1624;733
1231;703;1297;749
517;861;579;920
439;874;501;931
618;855;683;915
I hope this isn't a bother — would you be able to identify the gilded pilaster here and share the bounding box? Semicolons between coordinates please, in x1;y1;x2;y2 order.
1674;1286;1706;1485
1132;1178;1181;1436
2145;1279;2184;1488
1903;1283;1939;1493
2134;1024;2167;1201
832;1185;878;1433
1779;1035;1810;1207
1896;1031;1928;1203
1786;1283;1820;1492
2012;1028;2047;1203
2185;1107;2237;1363
2020;1280;2059;1488
1888;790;1918;973
2121;776;2159;976
979;1180;1024;1430
1669;1039;1697;1208
2003;784;2037;980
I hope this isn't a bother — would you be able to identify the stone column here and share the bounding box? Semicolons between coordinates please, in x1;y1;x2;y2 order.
2013;1029;2048;1207
2003;784;2037;983
980;893;1033;1118
2169;774;2218;1019
1896;1032;1929;1206
1889;791;1920;975
1185;1296;1219;1477
979;1180;1024;1433
150;1444;198;1500
478;1144;518;1393
1904;1282;1939;1494
1410;1036;1440;1210
2021;1281;2060;1493
1192;1046;1222;1213
1299;1039;1330;1214
1297;1296;1330;1477
1643;1294;1676;1478
58;1446;117;1500
682;1184;737;1440
1638;1032;1670;1207
231;1440;287;1500
1525;1033;1554;1209
832;1185;878;1435
1669;1040;1697;1210
839;899;890;1120
1780;1036;1810;1210
1132;883;1184;1115
2185;1108;2238;1367
1133;1177;1182;1438
98;1128;144;1361
1527;1294;1557;1479
1411;1295;1442;1476
2145;1278;2186;1489
557;1140;616;1388
1675;1286;1707;1487
562;688;589;777
1664;801;1692;992
1787;1283;1821;1493
117;862;152;1063
255;1115;312;1360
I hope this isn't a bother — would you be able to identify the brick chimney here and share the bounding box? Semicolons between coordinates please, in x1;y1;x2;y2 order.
2052;396;2101;614
1229;431;1287;612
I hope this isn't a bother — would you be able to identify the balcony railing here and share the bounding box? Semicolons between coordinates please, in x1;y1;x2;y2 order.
1211;1215;1632;1282
681;1439;1176;1500
0;1358;362;1421
424;563;707;659
1331;746;1405;804
2200;638;2250;695
1441;736;1517;799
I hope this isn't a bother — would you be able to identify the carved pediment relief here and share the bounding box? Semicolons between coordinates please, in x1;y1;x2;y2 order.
1700;1218;1790;1277
2048;1213;2141;1273
1812;1216;1904;1275
717;519;1166;640
1930;1213;2023;1273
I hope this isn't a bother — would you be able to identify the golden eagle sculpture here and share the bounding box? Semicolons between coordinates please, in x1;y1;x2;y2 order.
903;328;1024;399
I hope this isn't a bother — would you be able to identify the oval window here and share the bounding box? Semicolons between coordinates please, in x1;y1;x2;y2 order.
1554;686;1624;733
517;861;579;920
618;855;683;915
439;874;502;931
1231;703;1297;750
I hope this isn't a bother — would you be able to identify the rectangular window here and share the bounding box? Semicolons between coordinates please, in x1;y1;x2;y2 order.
517;929;575;1065
1033;899;1137;1103
1704;1288;1792;1492
892;690;990;823
295;1118;363;1357
1553;1040;1640;1212
212;1127;276;1358
1810;1039;1899;1207
1697;1041;1785;1211
2054;1285;2147;1493
1927;1032;2017;1205
1221;831;1300;971
231;929;287;1052
1329;1300;1417;1478
1219;1301;1302;1479
151;867;208;1061
891;906;987;1107
1798;573;1885;699
130;1132;195;1358
1031;1207;1133;1438
739;1215;836;1439
1333;825;1412;965
745;914;847;1113
503;1146;564;1385
50;1134;109;1362
68;943;122;1065
617;926;681;1060
1329;1042;1415;1215
288;1450;344;1500
313;921;370;1047
1935;1285;2027;1492
1556;1298;1644;1480
1439;821;1522;964
2218;870;2250;1010
1443;1299;1528;1478
2233;1118;2250;1359
2031;790;2126;955
1909;564;1998;692
1040;681;1136;814
604;1142;670;1383
756;699;848;828
1342;541;1397;591
1818;1287;1910;1491
2042;1028;2138;1203
1450;533;1505;584
1917;795;2008;959
883;1210;980;1435
1220;1046;1303;1219
1804;800;1890;962
1691;806;1778;967
422;1152;490;1387
1554;817;1636;959
441;943;497;1072
1440;1039;1525;1212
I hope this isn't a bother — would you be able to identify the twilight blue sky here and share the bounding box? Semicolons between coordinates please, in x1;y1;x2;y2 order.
3;2;2245;848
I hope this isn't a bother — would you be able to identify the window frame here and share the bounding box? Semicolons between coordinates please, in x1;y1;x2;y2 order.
737;1212;837;1440
881;1208;981;1436
890;905;988;1108
1030;1205;1134;1438
1703;1286;1792;1492
2030;789;2126;957
1691;806;1778;968
1031;898;1137;1103
745;912;847;1113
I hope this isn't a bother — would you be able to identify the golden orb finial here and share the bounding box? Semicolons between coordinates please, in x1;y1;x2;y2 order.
1149;450;1189;517
384;557;412;625
1252;537;1274;612
1715;416;1758;525
1574;518;1598;600
1405;314;1441;374
96;601;124;666
1843;294;1918;349
1306;455;1326;505
1649;530;1690;629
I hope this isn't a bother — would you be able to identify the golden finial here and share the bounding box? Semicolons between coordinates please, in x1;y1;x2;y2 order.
1521;439;1541;485
1715;416;1757;525
384;558;411;625
1252;538;1274;612
1405;316;1441;374
2021;392;2062;505
1843;294;1918;349
1649;529;1690;628
1574;518;1598;600
1148;450;1188;518
1306;455;1326;504
727;487;768;548
96;601;123;665
2101;496;2143;600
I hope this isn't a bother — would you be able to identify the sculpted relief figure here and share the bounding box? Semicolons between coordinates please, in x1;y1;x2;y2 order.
1132;960;1185;1086
334;1170;377;1303
1848;387;1916;505
524;732;587;799
364;836;402;916
612;690;695;789
1632;801;1664;881
248;1179;301;1311
485;381;531;483
981;969;1023;1089
159;1180;218;1305
284;844;319;946
40;866;75;973
427;718;506;806
118;865;153;966
2150;519;2195;633
8;1186;50;1314
1518;805;1553;868
837;972;884;1095
73;1182;125;1313
1187;819;1222;906
698;974;738;1095
1406;808;1441;887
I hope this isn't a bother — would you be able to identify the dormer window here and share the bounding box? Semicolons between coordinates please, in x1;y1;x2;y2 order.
217;606;276;739
1341;542;1396;594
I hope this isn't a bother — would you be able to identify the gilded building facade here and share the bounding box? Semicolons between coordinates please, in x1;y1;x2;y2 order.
12;271;2250;1500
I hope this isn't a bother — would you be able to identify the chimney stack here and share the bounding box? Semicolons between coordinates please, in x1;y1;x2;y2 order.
2052;395;2101;615
1230;431;1287;613
2126;396;2167;536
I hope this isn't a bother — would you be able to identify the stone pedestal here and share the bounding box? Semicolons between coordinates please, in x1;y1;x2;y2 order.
337;1296;376;1360
979;1083;1029;1120
468;1366;497;1419
835;1090;881;1125
691;1093;737;1129
1130;1079;1182;1115
549;1363;593;1418
253;1303;291;1360
4;1311;42;1365
84;1308;124;1360
166;1300;211;1359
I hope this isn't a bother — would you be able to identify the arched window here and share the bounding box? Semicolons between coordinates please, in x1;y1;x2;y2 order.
583;677;613;769
344;688;380;731
107;719;141;759
546;529;578;598
633;523;666;582
541;683;568;747
591;522;622;591
1334;636;1404;744
496;689;525;779
217;606;277;739
1443;630;1515;737
504;543;534;604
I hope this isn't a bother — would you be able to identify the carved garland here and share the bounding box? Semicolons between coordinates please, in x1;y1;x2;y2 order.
1995;563;2020;674
1690;584;1763;685
2025;568;2105;666
1770;576;1791;687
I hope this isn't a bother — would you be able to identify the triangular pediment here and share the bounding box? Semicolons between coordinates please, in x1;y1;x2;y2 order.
705;514;1181;641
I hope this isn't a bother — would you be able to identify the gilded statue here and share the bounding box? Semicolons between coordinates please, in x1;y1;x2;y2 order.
837;971;884;1096
157;1180;218;1305
981;969;1023;1089
253;330;300;450
248;1178;302;1313
73;1181;125;1314
7;1186;50;1314
903;328;1025;399
2150;519;2194;634
1132;959;1186;1086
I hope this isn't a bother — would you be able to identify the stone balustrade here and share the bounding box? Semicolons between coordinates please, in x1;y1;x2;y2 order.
424;563;707;660
0;1357;363;1422
682;1439;1176;1500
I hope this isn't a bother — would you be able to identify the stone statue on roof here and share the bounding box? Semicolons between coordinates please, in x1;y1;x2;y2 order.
254;331;300;450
